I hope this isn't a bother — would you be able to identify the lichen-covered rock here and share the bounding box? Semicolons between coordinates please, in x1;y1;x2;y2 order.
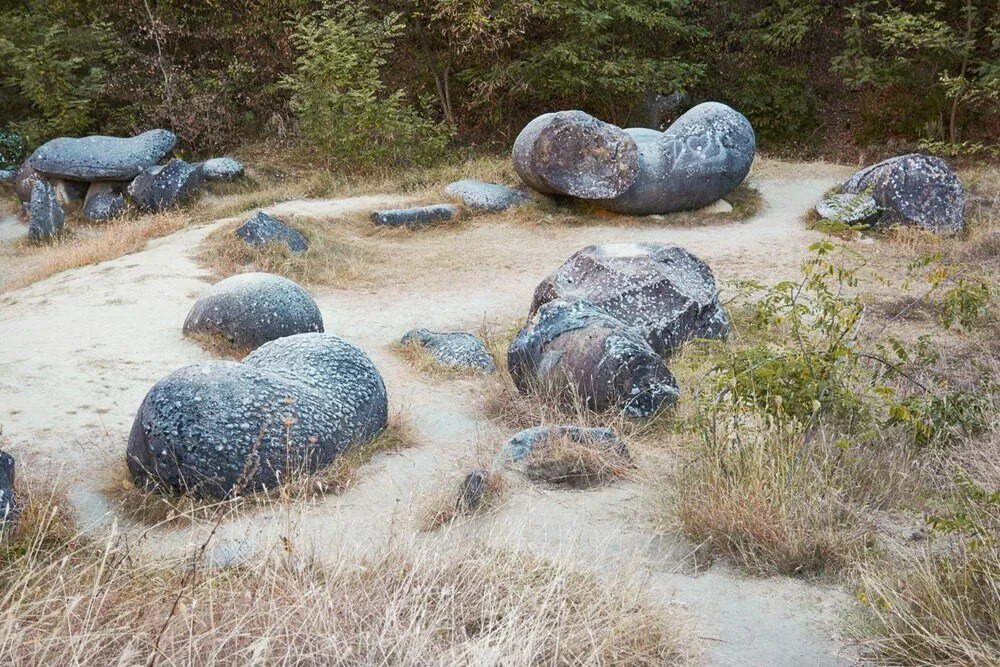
842;154;965;233
235;211;308;252
128;158;203;212
201;157;245;181
127;333;388;498
513;110;640;199
82;182;126;222
29;129;176;181
508;299;679;417
0;449;16;535
815;193;879;225
400;328;495;372
371;204;456;227
501;426;624;464
14;161;41;203
444;179;530;212
531;243;729;356
183;273;324;352
28;181;65;242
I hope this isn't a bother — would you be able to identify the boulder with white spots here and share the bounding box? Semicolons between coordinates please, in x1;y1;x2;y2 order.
29;129;176;181
401;328;495;372
28;180;65;242
235;211;308;253
128;158;203;212
82;182;126;222
200;157;245;182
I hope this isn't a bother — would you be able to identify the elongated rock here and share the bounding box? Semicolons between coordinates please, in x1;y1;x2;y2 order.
28;181;65;241
444;179;530;212
371;204;456;227
29;129;176;181
0;449;15;535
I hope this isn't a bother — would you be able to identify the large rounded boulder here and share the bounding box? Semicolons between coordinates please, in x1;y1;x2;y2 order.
530;243;729;356
183;273;324;352
28;129;176;181
842;153;965;233
508;299;679;417
127;333;388;498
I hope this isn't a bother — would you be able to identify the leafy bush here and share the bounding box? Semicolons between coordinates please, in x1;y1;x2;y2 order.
0;132;26;170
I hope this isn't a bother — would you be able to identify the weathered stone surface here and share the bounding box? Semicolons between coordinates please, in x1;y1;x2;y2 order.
29;129;176;181
14;161;41;203
595;102;756;214
815;193;879;225
28;181;65;241
444;179;530;212
400;328;495;372
82;182;126;222
0;169;14;183
508;299;679;417
128;158;203;212
842;153;965;233
201;157;245;181
371;204;456;227
0;449;16;535
501;426;624;464
531;243;729;356
50;178;89;210
183;273;324;351
127;333;388;498
235;211;307;252
512;110;640;199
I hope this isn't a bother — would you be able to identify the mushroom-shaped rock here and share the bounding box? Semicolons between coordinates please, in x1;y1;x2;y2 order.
82;182;126;222
512;110;640;199
444;179;530;212
594;102;756;214
400;328;495;372
842;153;965;233
235;211;308;253
815;193;879;225
531;243;729;356
127;333;388;498
508;299;679;417
501;426;625;464
28;129;177;181
128;158;203;212
371;204;456;227
183;273;324;352
201;157;245;181
28;181;65;242
0;449;16;535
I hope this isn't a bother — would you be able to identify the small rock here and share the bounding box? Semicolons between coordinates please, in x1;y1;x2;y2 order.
400;328;495;372
82;182;126;222
0;449;16;536
0;169;14;183
235;211;308;253
700;198;733;214
128;158;203;212
815;193;879;224
501;426;624;464
371;204;456;227
458;470;491;511
201;157;245;181
28;181;65;242
444;180;529;212
29;129;177;181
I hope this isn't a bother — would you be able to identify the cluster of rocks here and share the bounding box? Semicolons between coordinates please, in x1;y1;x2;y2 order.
11;129;244;241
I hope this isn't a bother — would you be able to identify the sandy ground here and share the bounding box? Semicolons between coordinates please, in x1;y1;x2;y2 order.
0;162;863;666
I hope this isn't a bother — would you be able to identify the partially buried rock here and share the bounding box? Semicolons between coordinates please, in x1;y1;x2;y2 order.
372;204;456;227
200;157;245;182
501;425;630;486
0;449;16;535
501;426;625;464
842;153;965;233
28;180;65;242
508;299;679;417
531;243;729;356
29;129;177;181
82;182;126;222
235;211;308;252
400;328;495;373
128;158;203;212
444;179;530;212
127;333;388;498
183;273;324;352
815;193;879;225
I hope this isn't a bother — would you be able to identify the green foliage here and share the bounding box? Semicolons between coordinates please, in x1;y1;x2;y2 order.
0;132;26;171
285;2;450;169
938;276;994;330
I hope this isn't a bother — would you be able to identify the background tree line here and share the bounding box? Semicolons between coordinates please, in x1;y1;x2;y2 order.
1;0;997;169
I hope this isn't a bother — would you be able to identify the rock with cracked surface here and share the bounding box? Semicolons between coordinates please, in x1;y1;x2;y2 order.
82;182;126;222
371;204;456;227
508;299;679;417
400;328;495;372
444;179;530;212
201;157;245;181
127;333;388;498
501;426;625;464
28;181;65;241
128;158;203;212
235;211;308;252
842;153;965;233
815;193;879;225
531;243;729;356
0;449;16;535
29;129;176;181
183;273;324;352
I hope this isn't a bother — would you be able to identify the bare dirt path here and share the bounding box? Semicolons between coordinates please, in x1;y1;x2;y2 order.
0;162;861;665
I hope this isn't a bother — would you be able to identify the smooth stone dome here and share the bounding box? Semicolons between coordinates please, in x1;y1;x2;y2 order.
29;129;177;181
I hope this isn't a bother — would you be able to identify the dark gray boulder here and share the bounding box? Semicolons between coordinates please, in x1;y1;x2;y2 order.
508;299;679;417
512;110;640;199
501;426;624;464
201;157;245;181
50;178;89;210
842;153;965;233
14;161;41;203
0;449;16;535
183;273;324;352
371;204;456;227
128;158;203;212
644;91;690;130
82;182;126;222
28;181;65;241
235;211;308;253
400;328;495;372
127;333;388;498
594;102;756;214
531;243;729;356
29;129;177;181
444;180;530;212
815;193;879;225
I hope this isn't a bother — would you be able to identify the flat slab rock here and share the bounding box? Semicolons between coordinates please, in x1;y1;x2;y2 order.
183;272;324;352
815;193;879;224
371;204;456;227
401;328;495;372
29;129;176;181
236;211;307;252
444;179;530;212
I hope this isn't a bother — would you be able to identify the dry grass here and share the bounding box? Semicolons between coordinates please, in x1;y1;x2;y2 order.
418;468;510;532
519;433;634;488
183;330;251;360
391;339;493;379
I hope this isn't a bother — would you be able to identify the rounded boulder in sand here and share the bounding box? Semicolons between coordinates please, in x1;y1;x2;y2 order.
183;273;324;352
